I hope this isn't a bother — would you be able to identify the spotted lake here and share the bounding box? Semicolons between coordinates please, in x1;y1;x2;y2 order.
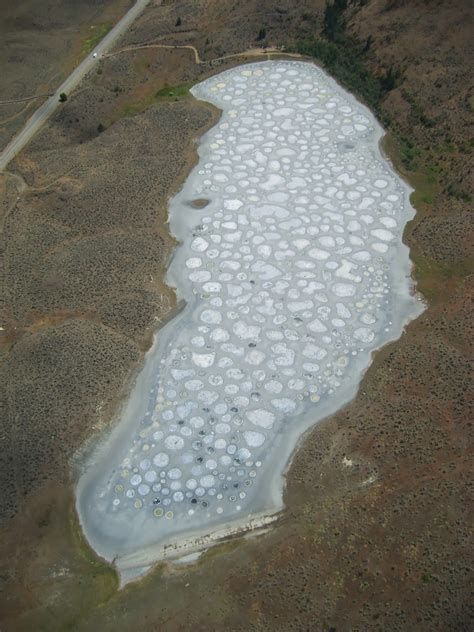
76;60;423;583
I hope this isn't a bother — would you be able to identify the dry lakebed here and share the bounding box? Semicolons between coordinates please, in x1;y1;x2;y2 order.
75;60;424;583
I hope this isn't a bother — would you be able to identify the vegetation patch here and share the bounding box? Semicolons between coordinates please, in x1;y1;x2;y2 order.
112;81;195;121
292;1;399;116
410;251;471;303
294;37;387;112
69;504;117;580
155;81;194;100
82;23;112;55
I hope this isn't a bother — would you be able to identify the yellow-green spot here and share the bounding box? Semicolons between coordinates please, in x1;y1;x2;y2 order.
155;81;194;100
82;23;112;55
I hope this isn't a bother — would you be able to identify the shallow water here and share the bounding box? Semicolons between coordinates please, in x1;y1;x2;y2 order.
76;60;423;578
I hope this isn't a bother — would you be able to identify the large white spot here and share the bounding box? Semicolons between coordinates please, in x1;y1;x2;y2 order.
243;431;266;447
165;436;185;451
247;409;276;429
192;352;215;368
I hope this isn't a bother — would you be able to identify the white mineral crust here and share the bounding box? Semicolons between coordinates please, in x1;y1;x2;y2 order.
76;61;423;579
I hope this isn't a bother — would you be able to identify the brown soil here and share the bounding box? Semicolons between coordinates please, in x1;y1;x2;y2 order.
189;198;210;208
0;1;472;630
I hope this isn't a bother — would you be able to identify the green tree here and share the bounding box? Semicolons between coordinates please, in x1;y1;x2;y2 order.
323;0;347;42
59;92;67;103
363;34;374;53
381;66;399;92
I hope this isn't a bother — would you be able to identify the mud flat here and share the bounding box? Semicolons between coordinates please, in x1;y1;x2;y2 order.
76;60;423;582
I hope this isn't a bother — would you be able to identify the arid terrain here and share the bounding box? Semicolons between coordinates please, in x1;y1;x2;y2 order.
0;0;133;148
0;0;472;630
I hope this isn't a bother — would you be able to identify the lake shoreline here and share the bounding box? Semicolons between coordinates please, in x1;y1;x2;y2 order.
75;60;424;585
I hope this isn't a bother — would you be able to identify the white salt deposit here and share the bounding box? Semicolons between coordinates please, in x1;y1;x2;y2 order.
76;61;423;580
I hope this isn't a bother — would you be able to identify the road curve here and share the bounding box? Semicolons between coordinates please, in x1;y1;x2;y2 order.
0;0;151;171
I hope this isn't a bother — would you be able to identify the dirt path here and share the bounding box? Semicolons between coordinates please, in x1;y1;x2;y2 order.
103;42;203;64
0;93;54;106
103;43;303;66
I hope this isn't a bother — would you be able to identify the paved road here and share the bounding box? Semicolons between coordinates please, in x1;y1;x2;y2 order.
0;0;150;171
